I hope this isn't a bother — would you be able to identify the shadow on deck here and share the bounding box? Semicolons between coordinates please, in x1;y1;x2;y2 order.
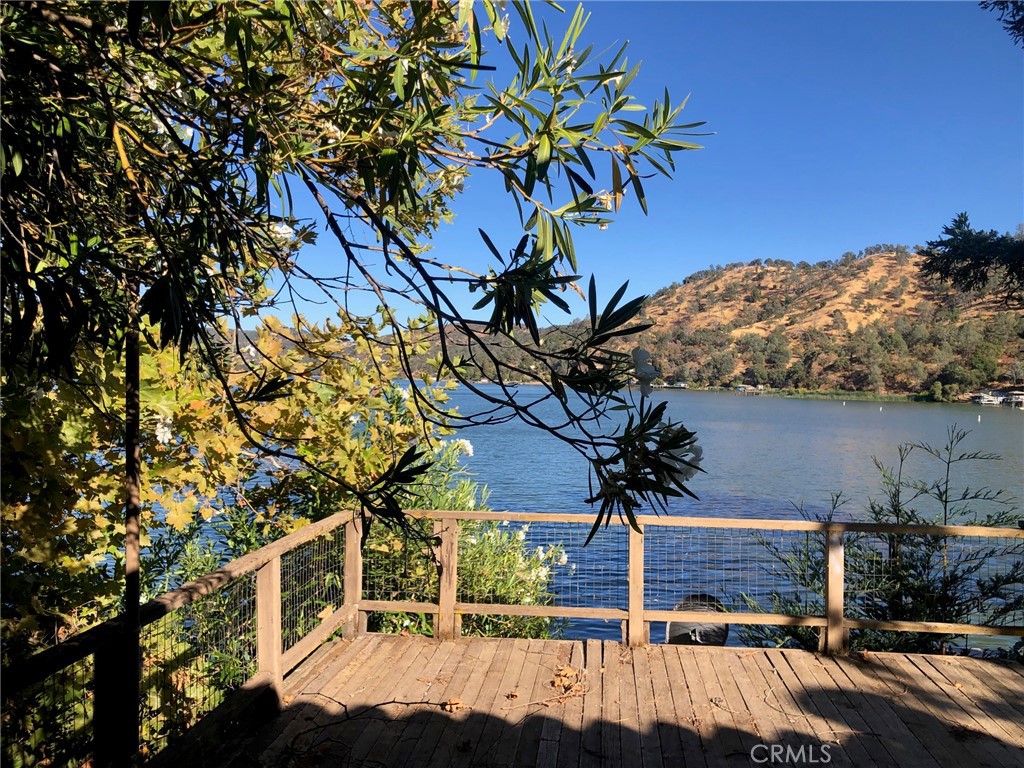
160;634;1024;768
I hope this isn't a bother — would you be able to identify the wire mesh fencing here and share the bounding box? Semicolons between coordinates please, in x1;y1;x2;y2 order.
644;524;825;615
2;655;95;768
455;519;620;638
361;519;440;605
643;523;827;647
138;572;258;757
457;519;627;609
280;529;346;652
843;529;1024;650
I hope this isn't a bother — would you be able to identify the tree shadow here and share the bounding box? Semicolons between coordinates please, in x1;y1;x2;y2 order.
149;644;1023;768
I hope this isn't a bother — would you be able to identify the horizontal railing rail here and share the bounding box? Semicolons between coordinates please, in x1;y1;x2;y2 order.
4;507;1022;767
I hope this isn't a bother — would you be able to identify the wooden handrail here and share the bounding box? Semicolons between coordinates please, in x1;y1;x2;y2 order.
4;510;356;696
404;509;1024;538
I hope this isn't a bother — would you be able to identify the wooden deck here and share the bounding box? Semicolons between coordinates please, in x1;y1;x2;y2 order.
204;635;1023;768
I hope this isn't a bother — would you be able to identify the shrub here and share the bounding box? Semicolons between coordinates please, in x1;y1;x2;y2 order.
742;426;1024;654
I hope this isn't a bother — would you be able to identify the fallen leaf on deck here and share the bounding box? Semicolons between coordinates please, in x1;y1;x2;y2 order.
550;665;581;694
441;697;467;712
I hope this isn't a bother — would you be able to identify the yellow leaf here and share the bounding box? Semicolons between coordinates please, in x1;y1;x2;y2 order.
164;503;193;532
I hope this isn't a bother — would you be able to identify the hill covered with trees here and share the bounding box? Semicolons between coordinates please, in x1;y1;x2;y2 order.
633;248;1022;397
440;248;1023;400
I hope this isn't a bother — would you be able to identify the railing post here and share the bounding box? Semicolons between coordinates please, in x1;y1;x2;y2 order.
92;622;138;767
435;518;460;640
342;514;364;637
627;523;646;646
256;555;283;695
824;524;847;654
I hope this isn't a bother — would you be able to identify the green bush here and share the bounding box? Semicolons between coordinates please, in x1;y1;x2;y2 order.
363;440;568;639
742;426;1024;654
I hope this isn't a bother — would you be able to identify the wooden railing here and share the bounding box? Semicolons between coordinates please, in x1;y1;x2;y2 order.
389;511;1024;653
3;509;1022;767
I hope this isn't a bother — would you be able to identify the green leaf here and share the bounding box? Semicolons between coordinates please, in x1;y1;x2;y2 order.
536;134;552;179
479;229;503;262
613;119;656;140
630;172;648;215
393;62;406;102
610;154;623;212
588;275;598;330
564;165;593;196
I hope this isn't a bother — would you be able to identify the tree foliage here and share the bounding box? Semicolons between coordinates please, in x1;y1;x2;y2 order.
980;0;1024;47
1;318;457;654
920;213;1024;308
2;1;709;539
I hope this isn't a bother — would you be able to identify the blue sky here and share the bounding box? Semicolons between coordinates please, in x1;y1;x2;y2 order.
289;1;1022;324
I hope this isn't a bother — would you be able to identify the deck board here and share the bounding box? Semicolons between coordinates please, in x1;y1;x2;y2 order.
202;634;1023;768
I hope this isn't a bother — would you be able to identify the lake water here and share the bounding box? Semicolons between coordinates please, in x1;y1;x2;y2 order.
448;386;1024;644
453;386;1024;519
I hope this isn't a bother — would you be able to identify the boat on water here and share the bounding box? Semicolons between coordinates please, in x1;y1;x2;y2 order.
974;392;1005;406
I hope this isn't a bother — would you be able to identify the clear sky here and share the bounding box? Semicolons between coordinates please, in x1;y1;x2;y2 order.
289;1;1023;324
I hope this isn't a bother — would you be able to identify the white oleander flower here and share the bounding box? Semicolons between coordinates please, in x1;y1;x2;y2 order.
452;438;474;457
271;222;295;244
155;416;174;445
516;528;526;541
631;348;659;396
558;552;568;566
536;545;545;559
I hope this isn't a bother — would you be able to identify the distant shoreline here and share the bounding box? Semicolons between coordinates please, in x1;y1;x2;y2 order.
469;379;1020;407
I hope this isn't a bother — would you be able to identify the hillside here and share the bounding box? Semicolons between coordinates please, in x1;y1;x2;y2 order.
406;249;1021;399
626;250;1022;397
